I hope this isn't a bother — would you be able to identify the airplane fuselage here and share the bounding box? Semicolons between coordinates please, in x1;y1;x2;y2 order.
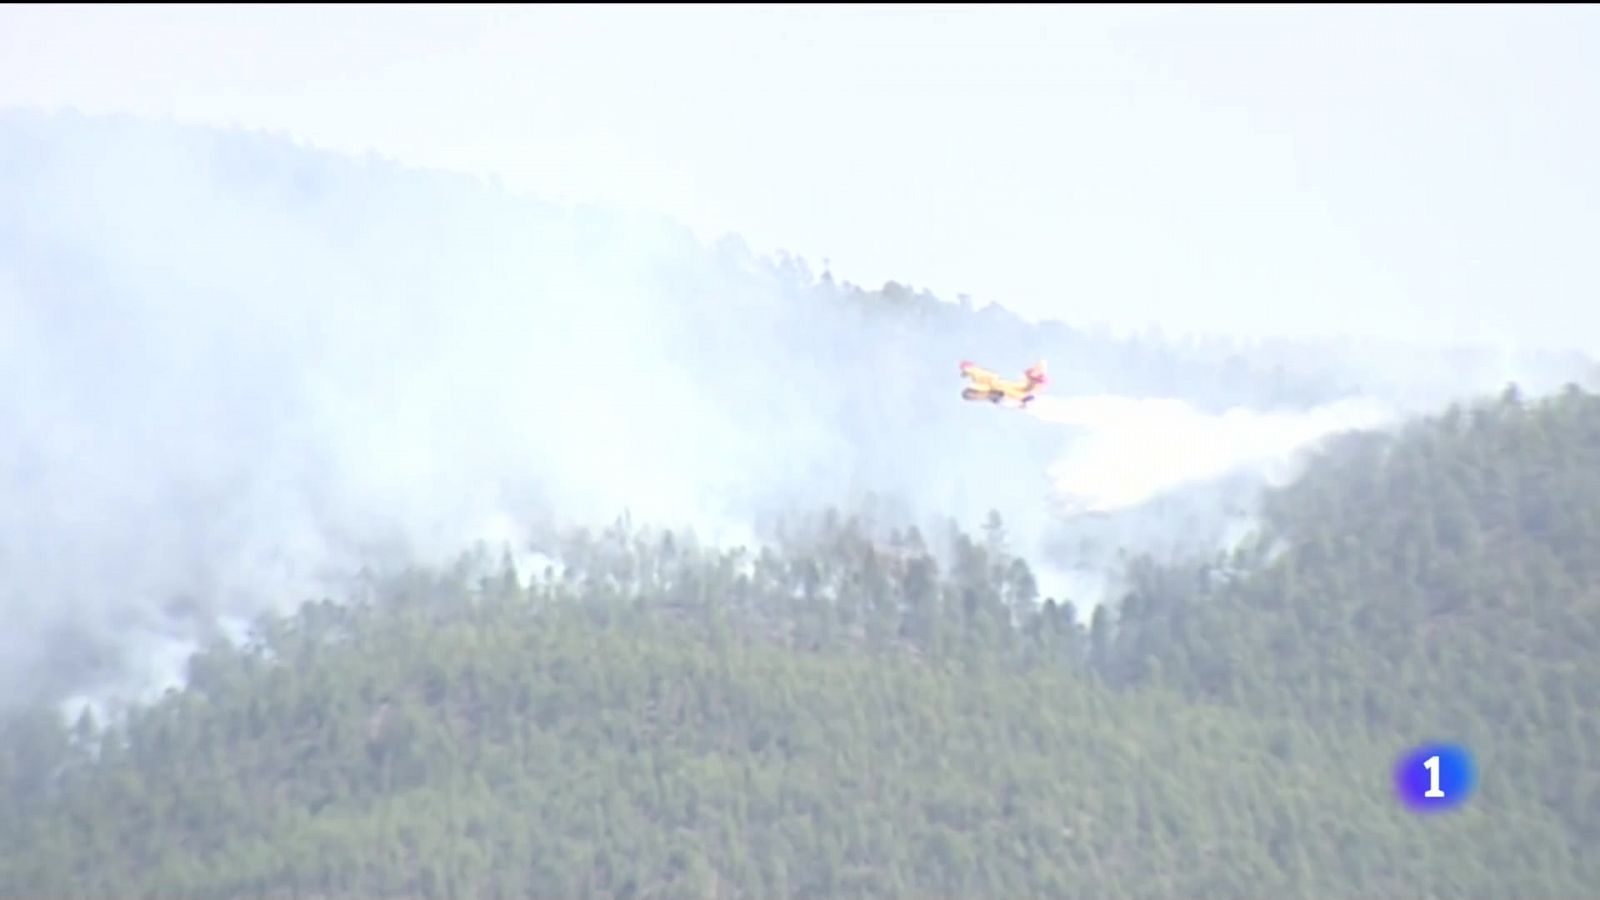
959;360;1047;407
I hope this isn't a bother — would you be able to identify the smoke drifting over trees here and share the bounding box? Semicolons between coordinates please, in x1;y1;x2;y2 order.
2;110;1594;713
4;384;1600;898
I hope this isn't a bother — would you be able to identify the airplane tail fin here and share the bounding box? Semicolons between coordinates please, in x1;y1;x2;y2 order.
1025;360;1049;387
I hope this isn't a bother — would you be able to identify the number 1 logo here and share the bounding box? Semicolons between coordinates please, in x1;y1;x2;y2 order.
1396;744;1475;812
1424;754;1444;798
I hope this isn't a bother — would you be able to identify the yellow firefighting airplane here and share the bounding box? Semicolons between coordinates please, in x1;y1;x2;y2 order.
959;359;1049;408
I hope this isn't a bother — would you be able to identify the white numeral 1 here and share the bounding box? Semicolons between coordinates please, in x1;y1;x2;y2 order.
1424;755;1445;798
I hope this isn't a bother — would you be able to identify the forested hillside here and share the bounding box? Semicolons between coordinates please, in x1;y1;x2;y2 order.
4;386;1598;899
10;109;1600;713
1103;384;1600;855
0;109;1365;708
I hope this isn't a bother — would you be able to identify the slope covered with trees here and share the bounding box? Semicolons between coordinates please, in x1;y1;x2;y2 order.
0;108;1378;707
1103;384;1600;860
4;387;1600;898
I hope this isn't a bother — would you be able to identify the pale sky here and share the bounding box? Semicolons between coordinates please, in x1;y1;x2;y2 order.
3;4;1597;348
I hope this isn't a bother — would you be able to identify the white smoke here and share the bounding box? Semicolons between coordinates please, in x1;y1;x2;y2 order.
1022;393;1396;610
1031;394;1395;515
4;111;1595;720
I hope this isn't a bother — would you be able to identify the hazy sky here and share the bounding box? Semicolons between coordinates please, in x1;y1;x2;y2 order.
3;4;1597;348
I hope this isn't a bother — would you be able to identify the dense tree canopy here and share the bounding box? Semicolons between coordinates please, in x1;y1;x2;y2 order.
3;386;1599;898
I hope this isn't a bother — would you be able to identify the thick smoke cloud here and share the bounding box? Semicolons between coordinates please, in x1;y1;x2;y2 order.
2;110;1595;713
0;112;1044;709
1032;394;1394;515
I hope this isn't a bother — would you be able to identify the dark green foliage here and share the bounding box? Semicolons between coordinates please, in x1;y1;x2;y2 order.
1103;385;1600;866
4;387;1600;898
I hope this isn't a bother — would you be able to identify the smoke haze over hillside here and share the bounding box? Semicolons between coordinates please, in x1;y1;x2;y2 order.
5;7;1597;349
1031;394;1395;514
2;111;1596;713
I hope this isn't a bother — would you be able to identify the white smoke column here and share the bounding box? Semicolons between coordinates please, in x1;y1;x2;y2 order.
4;112;1592;715
1031;393;1395;515
1020;393;1394;613
0;115;782;712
